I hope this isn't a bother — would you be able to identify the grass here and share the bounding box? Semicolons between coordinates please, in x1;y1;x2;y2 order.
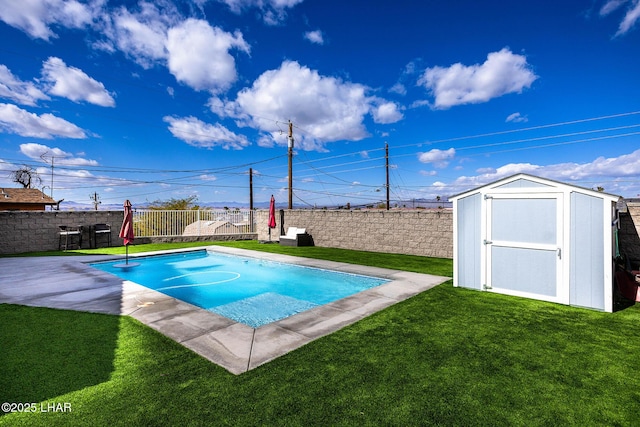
2;242;640;425
3;240;453;277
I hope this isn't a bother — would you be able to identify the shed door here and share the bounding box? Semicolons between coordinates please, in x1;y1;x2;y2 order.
485;193;565;304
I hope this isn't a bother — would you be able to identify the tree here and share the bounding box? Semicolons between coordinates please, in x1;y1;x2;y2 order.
138;195;203;237
148;195;200;210
11;165;41;189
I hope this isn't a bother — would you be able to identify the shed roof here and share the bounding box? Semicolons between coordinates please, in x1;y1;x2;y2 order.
449;173;621;202
0;188;57;205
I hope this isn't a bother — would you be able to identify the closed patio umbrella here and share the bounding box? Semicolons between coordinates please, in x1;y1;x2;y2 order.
117;199;136;266
268;195;276;241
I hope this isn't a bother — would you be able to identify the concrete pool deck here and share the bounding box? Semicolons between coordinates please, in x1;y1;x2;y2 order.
0;246;450;374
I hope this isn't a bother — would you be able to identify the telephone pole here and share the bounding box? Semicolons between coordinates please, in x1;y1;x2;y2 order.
40;151;68;200
249;167;254;232
385;142;390;210
288;121;294;210
90;192;101;210
249;168;254;211
40;152;55;199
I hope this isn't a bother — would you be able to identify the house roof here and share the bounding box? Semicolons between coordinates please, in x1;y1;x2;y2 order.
0;188;57;205
449;173;622;202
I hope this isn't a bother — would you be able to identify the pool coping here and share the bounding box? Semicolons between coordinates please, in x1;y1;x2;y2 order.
0;246;450;375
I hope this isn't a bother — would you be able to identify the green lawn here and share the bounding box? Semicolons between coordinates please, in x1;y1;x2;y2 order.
1;242;639;425
3;240;453;277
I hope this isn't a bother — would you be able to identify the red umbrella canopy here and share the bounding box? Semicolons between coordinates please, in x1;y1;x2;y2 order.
119;199;135;245
268;195;276;229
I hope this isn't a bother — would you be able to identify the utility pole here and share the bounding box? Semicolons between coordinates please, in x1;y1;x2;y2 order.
288;121;294;210
249;168;253;211
40;152;55;199
249;167;254;232
385;142;390;210
90;192;101;210
40;151;67;200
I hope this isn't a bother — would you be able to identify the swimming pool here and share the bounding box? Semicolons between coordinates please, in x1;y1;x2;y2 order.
90;250;389;327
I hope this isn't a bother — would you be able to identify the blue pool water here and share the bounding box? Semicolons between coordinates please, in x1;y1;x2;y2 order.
90;251;389;327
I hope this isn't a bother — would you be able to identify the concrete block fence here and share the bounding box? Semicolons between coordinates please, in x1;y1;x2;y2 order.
255;206;640;263
0;210;258;255
2;207;638;263
0;210;122;255
621;202;640;267
256;209;454;259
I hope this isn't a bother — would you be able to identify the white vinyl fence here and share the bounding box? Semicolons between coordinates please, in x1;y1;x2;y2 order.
133;209;254;237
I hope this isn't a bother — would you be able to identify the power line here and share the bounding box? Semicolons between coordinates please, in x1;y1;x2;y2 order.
393;110;640;151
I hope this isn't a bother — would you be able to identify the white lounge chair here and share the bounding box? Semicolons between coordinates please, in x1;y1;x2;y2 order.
279;227;313;247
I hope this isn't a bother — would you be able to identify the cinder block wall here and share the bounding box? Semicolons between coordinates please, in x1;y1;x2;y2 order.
256;209;454;259
0;211;121;255
0;211;258;255
4;205;638;261
620;202;640;268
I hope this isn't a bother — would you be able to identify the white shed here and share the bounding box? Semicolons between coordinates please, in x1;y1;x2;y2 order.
449;173;621;312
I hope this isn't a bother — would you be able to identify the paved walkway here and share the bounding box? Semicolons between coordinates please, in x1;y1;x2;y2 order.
0;246;450;374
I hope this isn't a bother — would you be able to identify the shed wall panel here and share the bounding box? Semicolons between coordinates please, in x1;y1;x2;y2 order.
570;192;604;309
457;193;482;289
494;178;553;189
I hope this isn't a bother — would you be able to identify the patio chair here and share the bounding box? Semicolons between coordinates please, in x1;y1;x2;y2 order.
93;223;112;248
58;225;83;251
279;227;314;247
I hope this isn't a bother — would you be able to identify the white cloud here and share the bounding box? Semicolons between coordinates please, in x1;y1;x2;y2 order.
104;3;174;68
418;148;456;168
218;0;304;24
616;0;640;35
372;101;404;124
420;170;437;176
476;167;497;174
0;103;86;139
41;57;115;107
226;61;372;148
166;19;250;93
389;83;407;96
545;149;640;181
596;0;640;36
410;99;431;109
0;0;98;40
163;116;250;150
418;48;538;109
0;65;50;106
215;60;400;151
0;158;17;170
257;134;275;148
600;0;627;16
441;149;640;196
208;95;241;118
506;112;528;123
304;30;324;44
20;142;98;166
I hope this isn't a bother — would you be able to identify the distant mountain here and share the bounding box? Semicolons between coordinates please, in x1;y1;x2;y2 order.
57;198;451;211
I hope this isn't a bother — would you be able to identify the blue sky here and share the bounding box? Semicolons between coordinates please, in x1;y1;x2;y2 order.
1;0;639;208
